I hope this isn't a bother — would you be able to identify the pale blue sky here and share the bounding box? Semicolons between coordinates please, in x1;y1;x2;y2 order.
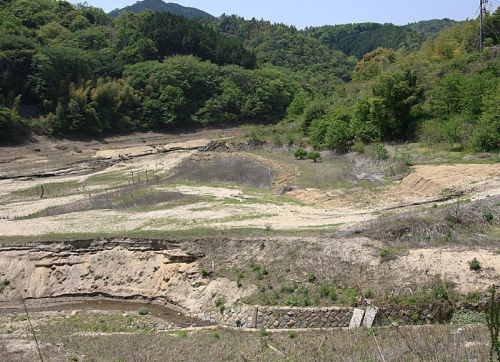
76;0;495;29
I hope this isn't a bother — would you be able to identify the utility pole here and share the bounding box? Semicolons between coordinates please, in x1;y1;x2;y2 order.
480;0;484;52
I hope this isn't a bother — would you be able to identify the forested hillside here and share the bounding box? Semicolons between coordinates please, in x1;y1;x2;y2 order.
109;0;215;19
1;0;500;153
404;18;460;38
304;23;424;59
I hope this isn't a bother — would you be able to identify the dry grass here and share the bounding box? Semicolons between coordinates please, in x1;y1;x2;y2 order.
21;184;200;219
167;156;276;190
343;195;500;247
1;323;490;361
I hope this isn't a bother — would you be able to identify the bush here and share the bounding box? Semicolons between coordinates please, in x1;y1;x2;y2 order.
294;148;308;159
366;143;389;160
307;150;321;162
138;307;149;315
451;309;486;324
287;331;296;339
215;298;225;312
468;258;481;271
307;273;316;282
319;285;337;301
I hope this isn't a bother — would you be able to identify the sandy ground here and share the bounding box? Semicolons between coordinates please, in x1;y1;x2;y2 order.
1;131;500;298
2;133;500;234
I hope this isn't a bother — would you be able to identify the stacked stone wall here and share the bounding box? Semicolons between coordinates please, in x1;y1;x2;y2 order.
198;302;488;329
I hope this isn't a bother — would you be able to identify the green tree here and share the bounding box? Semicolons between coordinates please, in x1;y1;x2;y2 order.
294;148;307;159
307;150;321;162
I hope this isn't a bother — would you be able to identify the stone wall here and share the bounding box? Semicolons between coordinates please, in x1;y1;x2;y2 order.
198;302;486;329
198;306;354;329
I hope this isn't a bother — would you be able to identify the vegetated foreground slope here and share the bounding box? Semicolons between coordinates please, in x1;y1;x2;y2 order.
1;131;500;361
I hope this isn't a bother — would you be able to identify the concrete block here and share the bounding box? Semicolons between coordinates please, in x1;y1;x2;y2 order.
349;308;365;328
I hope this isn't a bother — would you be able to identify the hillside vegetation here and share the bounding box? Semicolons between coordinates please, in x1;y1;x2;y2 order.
0;0;499;156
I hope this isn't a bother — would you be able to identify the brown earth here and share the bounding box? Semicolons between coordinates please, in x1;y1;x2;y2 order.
1;131;500;322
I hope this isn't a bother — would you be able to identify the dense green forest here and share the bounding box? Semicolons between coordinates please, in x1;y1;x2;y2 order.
1;0;500;152
109;0;216;19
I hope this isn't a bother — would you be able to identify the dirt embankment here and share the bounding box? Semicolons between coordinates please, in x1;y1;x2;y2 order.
0;239;251;313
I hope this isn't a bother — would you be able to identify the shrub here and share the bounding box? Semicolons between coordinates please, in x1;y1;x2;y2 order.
294;147;308;159
200;268;208;277
138;307;149;315
285;295;300;306
307;150;321;162
287;331;296;339
319;285;337;301
468;258;481;271
236;270;244;287
483;209;494;221
215;298;225;312
366;142;389;160
451;309;486;324
307;273;316;282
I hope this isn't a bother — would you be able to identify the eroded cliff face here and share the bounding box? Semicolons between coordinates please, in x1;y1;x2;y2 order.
0;239;251;312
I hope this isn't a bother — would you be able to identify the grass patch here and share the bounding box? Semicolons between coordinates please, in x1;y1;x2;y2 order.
166;156;275;190
18;320;490;362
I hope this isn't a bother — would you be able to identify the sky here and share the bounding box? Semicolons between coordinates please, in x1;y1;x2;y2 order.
75;0;496;29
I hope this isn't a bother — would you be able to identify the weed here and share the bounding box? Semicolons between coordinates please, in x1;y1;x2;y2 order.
451;309;486;324
138;307;149;315
307;273;316;282
287;331;296;339
200;268;208;277
259;328;270;337
173;330;188;338
280;285;294;294
468;258;481;271
215;298;225;312
487;287;500;361
483;209;494;222
235;269;244;288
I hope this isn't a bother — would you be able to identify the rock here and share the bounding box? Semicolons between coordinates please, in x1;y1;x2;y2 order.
278;186;299;195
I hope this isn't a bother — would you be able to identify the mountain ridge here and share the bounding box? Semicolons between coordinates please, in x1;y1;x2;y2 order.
109;0;216;19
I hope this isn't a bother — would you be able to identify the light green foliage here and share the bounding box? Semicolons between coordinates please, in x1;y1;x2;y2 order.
468;258;481;271
307;150;321;162
138;307;149;315
294;148;308;160
451;309;486;324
